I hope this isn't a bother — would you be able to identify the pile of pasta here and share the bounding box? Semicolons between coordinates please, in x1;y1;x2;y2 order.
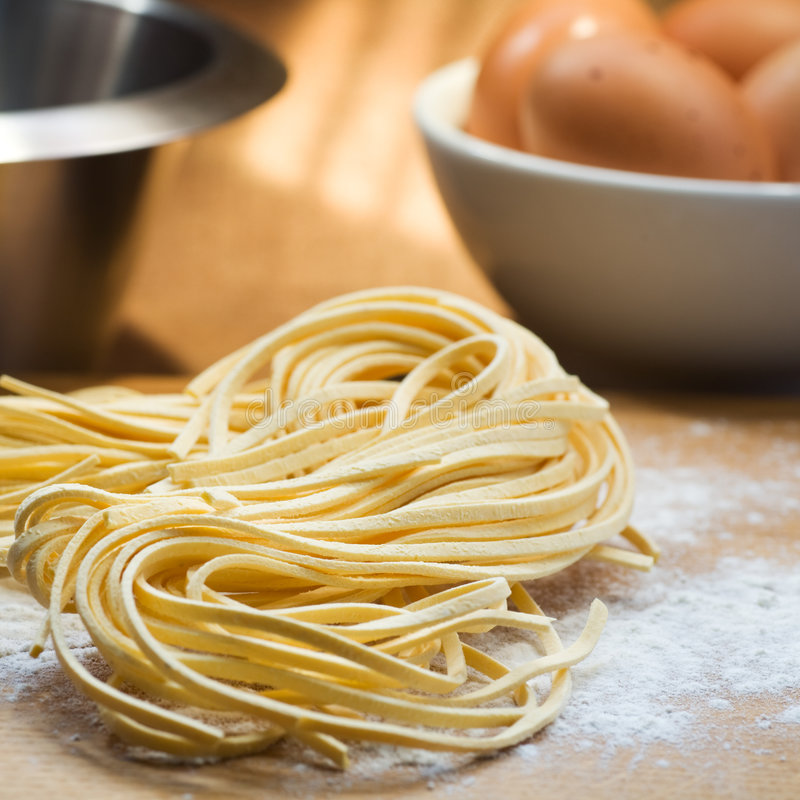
0;287;657;767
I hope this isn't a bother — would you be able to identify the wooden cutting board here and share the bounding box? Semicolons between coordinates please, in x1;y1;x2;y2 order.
1;388;798;800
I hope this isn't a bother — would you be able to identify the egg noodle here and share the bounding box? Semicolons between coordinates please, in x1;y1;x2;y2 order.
0;287;657;767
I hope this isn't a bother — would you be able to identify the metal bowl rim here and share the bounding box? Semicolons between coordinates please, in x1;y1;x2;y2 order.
0;0;286;162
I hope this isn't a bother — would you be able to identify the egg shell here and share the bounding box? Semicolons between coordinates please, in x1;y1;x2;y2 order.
742;38;800;182
465;0;659;149
518;32;777;181
662;0;800;80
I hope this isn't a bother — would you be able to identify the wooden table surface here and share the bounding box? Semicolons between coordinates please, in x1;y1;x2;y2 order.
2;1;798;798
1;388;798;800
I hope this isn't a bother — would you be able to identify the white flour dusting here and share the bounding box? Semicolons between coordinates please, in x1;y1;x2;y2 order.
633;464;800;545
1;550;797;774
529;556;800;752
0;408;798;780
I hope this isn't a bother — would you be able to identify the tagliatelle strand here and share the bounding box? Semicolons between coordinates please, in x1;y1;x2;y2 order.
1;286;658;767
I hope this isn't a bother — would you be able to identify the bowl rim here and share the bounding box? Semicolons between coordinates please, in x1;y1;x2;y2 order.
413;57;800;199
0;0;287;163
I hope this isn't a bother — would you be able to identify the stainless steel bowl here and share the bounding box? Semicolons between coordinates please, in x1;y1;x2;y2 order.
0;0;286;371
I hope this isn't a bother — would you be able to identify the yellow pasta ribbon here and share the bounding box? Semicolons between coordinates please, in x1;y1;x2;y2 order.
0;287;657;767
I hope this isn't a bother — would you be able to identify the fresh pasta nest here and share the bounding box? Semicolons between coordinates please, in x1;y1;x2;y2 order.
0;287;657;767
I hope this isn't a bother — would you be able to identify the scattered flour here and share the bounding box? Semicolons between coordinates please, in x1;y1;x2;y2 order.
631;465;800;546
3;552;796;773
777;705;800;725
537;556;800;754
0;408;798;780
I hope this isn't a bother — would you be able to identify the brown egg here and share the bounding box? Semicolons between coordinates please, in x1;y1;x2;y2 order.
742;38;800;181
662;0;800;80
518;32;777;180
465;0;659;149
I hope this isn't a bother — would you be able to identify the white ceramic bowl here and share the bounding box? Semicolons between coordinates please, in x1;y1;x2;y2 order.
413;58;800;388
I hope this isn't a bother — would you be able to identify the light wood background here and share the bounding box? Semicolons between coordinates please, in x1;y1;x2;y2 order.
101;0;518;374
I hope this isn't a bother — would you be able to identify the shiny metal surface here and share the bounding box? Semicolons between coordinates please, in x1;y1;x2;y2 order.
0;0;286;371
